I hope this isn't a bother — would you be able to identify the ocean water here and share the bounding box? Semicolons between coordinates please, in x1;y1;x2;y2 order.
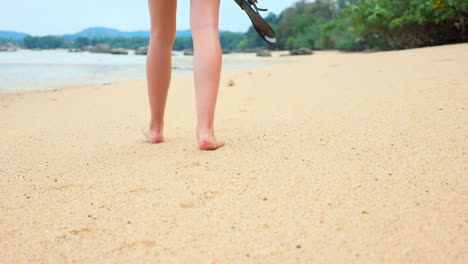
0;49;287;92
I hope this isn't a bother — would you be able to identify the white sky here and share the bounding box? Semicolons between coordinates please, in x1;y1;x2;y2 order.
0;0;302;35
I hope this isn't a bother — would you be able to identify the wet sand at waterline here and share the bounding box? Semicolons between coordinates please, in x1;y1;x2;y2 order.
1;44;467;263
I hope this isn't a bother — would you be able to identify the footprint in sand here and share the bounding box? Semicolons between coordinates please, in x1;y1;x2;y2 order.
69;227;92;235
179;190;222;209
107;240;156;254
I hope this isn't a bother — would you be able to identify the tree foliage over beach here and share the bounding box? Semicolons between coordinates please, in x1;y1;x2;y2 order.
260;0;467;50
23;36;64;49
6;0;467;52
349;0;468;49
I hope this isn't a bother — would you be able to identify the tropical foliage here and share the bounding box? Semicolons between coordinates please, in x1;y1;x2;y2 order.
349;0;468;48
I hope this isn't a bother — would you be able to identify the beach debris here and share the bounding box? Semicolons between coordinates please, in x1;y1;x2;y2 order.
135;46;148;55
180;202;198;208
361;210;369;214
289;48;313;56
69;228;91;235
263;197;268;201
296;245;302;249
228;80;235;87
87;214;98;220
111;48;128;55
256;49;272;57
183;49;194;56
53;233;68;244
68;49;84;52
91;44;112;54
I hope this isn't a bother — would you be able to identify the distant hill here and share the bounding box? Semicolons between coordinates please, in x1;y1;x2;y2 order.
64;27;192;39
0;27;193;40
0;30;29;40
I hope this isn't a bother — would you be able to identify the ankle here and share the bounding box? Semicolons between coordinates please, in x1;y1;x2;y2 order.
196;125;214;138
149;120;164;132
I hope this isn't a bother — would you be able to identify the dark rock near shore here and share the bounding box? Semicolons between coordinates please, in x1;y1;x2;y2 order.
91;44;112;53
111;48;128;55
256;50;272;57
289;48;313;56
1;42;19;52
135;46;148;55
183;49;194;56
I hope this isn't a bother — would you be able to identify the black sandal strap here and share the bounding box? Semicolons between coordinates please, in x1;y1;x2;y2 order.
247;0;268;13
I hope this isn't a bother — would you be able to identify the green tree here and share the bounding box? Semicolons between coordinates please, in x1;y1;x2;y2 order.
173;37;193;50
74;37;90;48
350;0;468;48
23;35;64;49
220;31;245;51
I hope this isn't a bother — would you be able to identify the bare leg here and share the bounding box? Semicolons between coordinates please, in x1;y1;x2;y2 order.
191;0;225;150
142;0;177;143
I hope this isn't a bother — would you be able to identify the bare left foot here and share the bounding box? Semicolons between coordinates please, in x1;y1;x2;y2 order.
141;125;164;143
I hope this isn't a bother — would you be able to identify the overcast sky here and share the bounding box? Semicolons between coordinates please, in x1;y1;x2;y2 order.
0;0;301;35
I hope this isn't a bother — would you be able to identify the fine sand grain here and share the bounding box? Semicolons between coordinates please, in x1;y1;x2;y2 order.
1;44;467;263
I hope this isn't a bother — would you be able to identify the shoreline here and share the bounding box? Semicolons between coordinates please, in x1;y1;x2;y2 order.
4;42;465;94
0;50;295;94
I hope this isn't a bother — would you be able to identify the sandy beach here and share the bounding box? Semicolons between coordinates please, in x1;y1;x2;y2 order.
1;44;467;263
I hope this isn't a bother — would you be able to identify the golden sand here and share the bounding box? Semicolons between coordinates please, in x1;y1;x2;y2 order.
1;44;467;263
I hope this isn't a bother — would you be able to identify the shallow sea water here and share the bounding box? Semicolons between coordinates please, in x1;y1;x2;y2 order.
0;49;287;92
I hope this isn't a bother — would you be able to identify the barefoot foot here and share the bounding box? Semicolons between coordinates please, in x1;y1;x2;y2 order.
141;125;164;144
197;129;225;150
198;139;225;150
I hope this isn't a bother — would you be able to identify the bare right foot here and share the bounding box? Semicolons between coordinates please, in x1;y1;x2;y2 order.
197;129;225;150
141;124;164;144
198;138;225;150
